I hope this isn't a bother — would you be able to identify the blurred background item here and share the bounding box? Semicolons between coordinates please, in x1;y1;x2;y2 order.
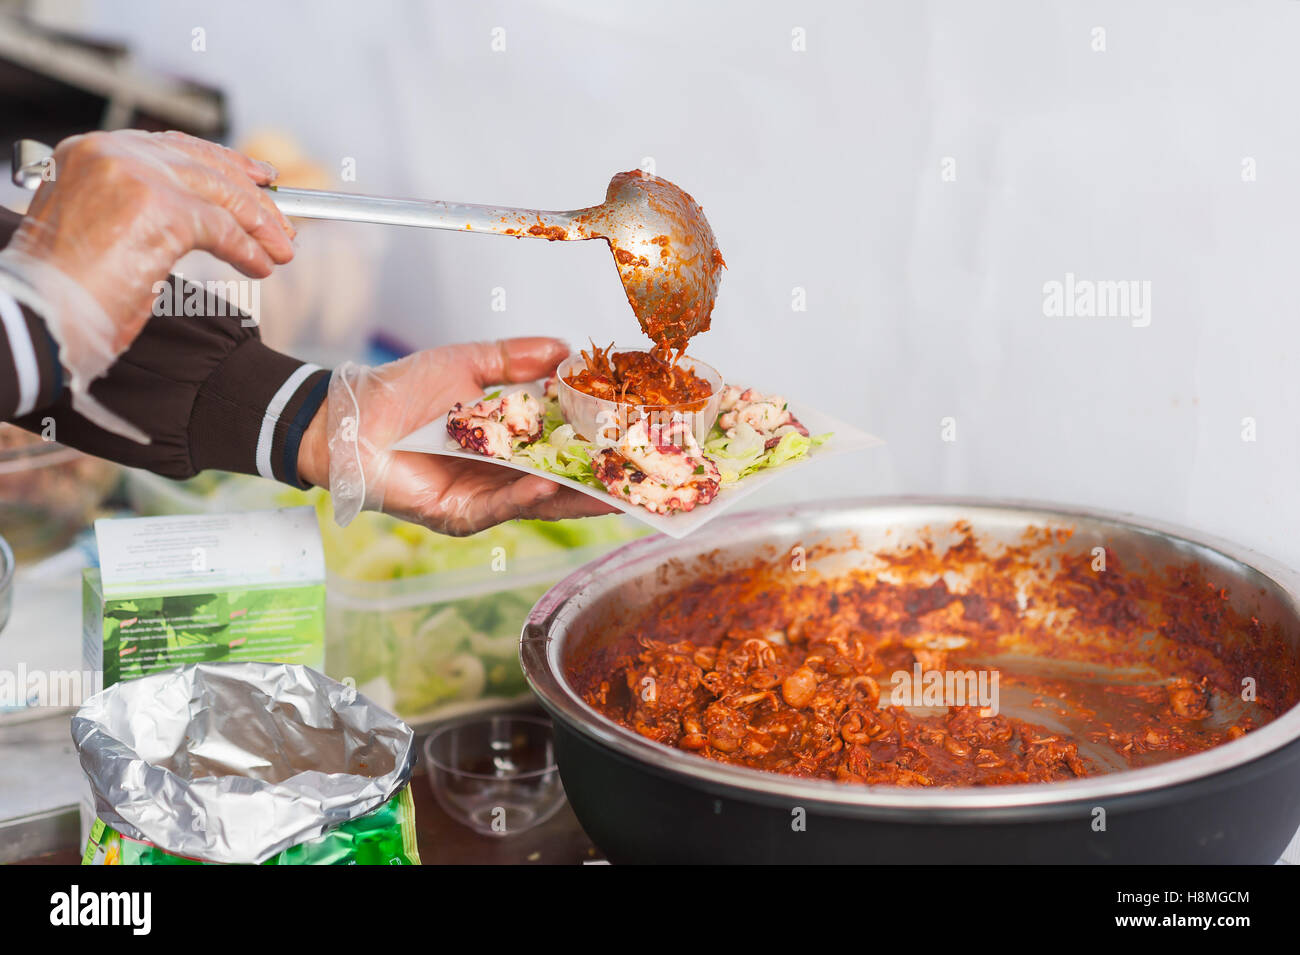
2;0;1299;569
0;424;117;563
0;1;226;163
172;128;386;363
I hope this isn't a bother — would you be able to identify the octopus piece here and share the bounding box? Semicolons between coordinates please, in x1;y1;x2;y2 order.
446;390;544;460
781;666;818;709
542;374;560;400
593;417;721;515
446;407;512;459
1167;677;1211;720
499;390;545;440
717;386;810;449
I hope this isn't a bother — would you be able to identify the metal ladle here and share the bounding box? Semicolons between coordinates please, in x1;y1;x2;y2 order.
12;140;723;349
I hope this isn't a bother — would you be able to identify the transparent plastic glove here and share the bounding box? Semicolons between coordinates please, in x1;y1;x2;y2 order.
307;338;618;536
0;130;296;441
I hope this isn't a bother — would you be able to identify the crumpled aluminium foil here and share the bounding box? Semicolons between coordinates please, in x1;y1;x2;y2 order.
72;662;416;865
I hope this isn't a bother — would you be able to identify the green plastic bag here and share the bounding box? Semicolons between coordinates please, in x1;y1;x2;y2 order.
83;787;420;866
73;663;420;866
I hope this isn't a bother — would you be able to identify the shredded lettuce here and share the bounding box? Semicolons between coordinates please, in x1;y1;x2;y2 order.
704;424;830;484
512;420;604;489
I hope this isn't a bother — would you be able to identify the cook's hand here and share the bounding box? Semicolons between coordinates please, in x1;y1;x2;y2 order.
297;337;618;536
0;130;296;440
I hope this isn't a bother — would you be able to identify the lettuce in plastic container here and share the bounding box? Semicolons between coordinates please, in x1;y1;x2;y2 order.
259;484;647;719
342;585;551;718
275;484;637;579
128;469;650;720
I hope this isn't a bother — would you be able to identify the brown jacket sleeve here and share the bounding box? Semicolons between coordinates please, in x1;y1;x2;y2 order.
0;206;329;487
0;209;64;419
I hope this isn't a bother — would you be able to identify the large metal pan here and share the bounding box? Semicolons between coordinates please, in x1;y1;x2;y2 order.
521;497;1300;863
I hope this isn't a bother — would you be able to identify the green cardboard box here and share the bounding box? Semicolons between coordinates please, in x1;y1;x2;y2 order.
83;507;326;685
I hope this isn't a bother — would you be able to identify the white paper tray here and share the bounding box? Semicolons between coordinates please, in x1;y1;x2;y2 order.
393;387;883;538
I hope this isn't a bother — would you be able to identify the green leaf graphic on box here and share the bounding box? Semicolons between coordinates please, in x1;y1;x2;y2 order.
166;592;226;618
146;592;221;660
90;508;327;687
105;596;164;619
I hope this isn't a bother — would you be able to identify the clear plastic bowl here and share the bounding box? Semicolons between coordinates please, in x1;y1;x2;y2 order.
423;714;565;837
556;348;723;447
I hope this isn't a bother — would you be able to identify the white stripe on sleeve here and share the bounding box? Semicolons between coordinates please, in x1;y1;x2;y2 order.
255;363;321;481
0;289;39;416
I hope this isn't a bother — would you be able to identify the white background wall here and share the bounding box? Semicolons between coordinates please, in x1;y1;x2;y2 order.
21;0;1300;567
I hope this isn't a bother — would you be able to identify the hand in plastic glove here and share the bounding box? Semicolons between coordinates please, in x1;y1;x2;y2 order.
297;338;618;536
0;130;296;441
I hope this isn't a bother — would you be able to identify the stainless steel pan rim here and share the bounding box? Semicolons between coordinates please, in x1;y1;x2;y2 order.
522;495;1300;812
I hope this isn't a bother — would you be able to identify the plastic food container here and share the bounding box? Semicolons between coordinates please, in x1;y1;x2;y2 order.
121;468;277;516
123;469;646;729
556;348;723;447
0;424;119;561
322;537;634;729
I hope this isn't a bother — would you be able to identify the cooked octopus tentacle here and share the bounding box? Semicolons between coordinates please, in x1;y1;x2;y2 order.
445;390;544;460
593;417;721;515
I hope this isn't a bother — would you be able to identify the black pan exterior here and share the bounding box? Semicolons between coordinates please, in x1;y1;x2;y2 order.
523;498;1300;865
548;698;1300;864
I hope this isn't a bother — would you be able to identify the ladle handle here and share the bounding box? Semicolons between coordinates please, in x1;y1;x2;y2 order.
9;138;581;240
267;185;578;238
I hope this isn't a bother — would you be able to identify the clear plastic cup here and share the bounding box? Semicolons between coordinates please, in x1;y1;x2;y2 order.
555;348;723;447
423;714;565;837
